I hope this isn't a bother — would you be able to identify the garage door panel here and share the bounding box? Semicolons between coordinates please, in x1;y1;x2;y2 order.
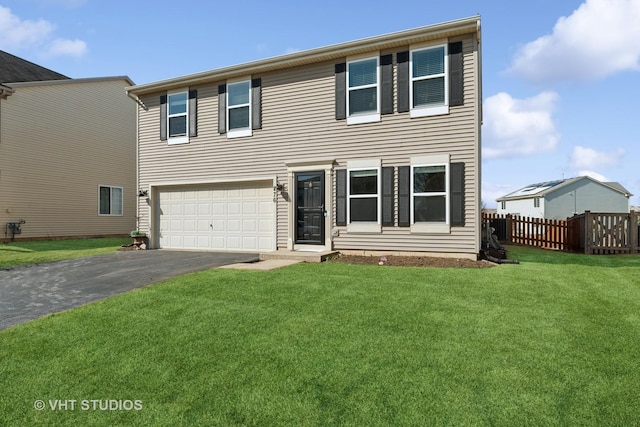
212;202;225;215
158;183;274;252
227;219;241;232
243;219;257;232
242;201;257;215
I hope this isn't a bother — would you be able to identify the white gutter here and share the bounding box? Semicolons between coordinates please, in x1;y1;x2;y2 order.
0;84;14;99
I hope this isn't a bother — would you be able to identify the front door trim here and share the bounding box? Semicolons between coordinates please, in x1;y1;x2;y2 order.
285;159;335;251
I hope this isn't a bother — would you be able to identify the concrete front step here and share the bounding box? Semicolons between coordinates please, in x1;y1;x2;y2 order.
259;250;339;263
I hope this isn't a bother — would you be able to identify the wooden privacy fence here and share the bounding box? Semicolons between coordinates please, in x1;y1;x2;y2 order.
483;213;568;250
482;211;640;254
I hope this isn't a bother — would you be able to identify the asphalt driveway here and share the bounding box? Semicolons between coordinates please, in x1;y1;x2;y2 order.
0;250;258;331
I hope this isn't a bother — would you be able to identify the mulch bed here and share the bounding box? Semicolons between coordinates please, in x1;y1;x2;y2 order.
328;254;497;268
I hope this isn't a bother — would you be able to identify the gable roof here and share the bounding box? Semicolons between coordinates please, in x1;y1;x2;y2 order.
0;50;69;83
497;176;632;202
127;15;481;96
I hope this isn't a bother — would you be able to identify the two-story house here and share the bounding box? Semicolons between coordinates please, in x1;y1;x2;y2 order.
0;51;136;241
127;16;482;259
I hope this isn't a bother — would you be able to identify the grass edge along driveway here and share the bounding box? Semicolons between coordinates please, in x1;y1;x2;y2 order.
1;246;639;426
0;237;131;269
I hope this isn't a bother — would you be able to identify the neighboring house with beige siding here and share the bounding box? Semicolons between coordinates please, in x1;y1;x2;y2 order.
0;53;136;240
127;16;483;259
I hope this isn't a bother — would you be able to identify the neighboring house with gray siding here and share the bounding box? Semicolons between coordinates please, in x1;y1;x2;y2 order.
127;16;483;259
0;52;136;240
496;176;632;220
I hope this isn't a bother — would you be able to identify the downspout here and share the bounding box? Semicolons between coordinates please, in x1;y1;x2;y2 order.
126;91;147;241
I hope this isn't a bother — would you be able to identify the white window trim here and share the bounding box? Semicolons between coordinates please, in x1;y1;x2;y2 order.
227;78;252;139
346;159;381;233
98;185;123;217
167;88;189;145
409;42;449;118
410;155;450;234
346;54;380;125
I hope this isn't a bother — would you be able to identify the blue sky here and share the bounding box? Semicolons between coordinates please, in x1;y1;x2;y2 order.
2;0;639;208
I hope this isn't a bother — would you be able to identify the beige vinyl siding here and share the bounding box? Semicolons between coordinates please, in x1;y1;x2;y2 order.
137;33;480;255
0;79;136;239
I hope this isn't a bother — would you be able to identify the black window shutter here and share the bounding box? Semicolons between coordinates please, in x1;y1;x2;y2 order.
380;54;393;115
396;51;410;113
450;162;465;226
251;78;262;130
335;63;346;120
448;42;464;107
336;169;347;226
188;89;197;137
159;94;167;141
382;166;394;226
398;166;410;227
218;84;226;134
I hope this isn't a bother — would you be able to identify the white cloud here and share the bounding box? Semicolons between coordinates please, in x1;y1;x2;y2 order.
0;6;86;57
0;6;54;50
483;91;560;159
508;0;640;84
46;38;87;57
570;146;626;169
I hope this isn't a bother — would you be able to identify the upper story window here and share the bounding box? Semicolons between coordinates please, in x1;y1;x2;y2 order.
99;185;123;216
160;88;196;144
227;80;252;138
218;78;261;138
167;91;188;142
346;56;380;125
410;44;448;117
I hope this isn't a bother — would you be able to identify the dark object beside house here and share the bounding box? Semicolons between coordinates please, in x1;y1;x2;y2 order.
481;223;519;264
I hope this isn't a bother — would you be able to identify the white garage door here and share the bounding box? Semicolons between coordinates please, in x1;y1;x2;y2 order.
158;182;275;252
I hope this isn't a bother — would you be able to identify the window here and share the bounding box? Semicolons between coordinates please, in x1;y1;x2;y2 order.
408;154;451;233
410;44;448;117
501;201;506;210
99;186;123;216
167;91;188;144
160;89;196;144
347;56;379;124
412;164;447;222
346;159;381;232
227;80;251;138
349;169;379;222
534;197;540;208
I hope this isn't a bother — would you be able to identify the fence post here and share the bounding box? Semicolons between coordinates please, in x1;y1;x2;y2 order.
507;214;513;244
584;210;591;254
632;211;639;253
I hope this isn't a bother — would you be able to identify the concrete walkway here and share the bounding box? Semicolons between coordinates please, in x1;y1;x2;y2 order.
0;250;258;331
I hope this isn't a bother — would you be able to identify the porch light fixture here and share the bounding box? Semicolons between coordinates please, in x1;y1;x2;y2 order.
138;189;148;197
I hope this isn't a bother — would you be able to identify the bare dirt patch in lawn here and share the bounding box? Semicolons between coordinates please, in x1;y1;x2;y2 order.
328;254;497;268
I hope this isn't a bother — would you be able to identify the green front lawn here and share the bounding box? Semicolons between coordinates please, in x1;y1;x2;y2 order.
0;237;130;269
1;247;639;425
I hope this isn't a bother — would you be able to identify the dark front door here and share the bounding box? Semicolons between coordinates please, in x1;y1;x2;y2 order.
295;171;325;245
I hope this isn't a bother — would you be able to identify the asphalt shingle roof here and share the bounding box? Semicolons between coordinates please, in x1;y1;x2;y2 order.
0;50;69;83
